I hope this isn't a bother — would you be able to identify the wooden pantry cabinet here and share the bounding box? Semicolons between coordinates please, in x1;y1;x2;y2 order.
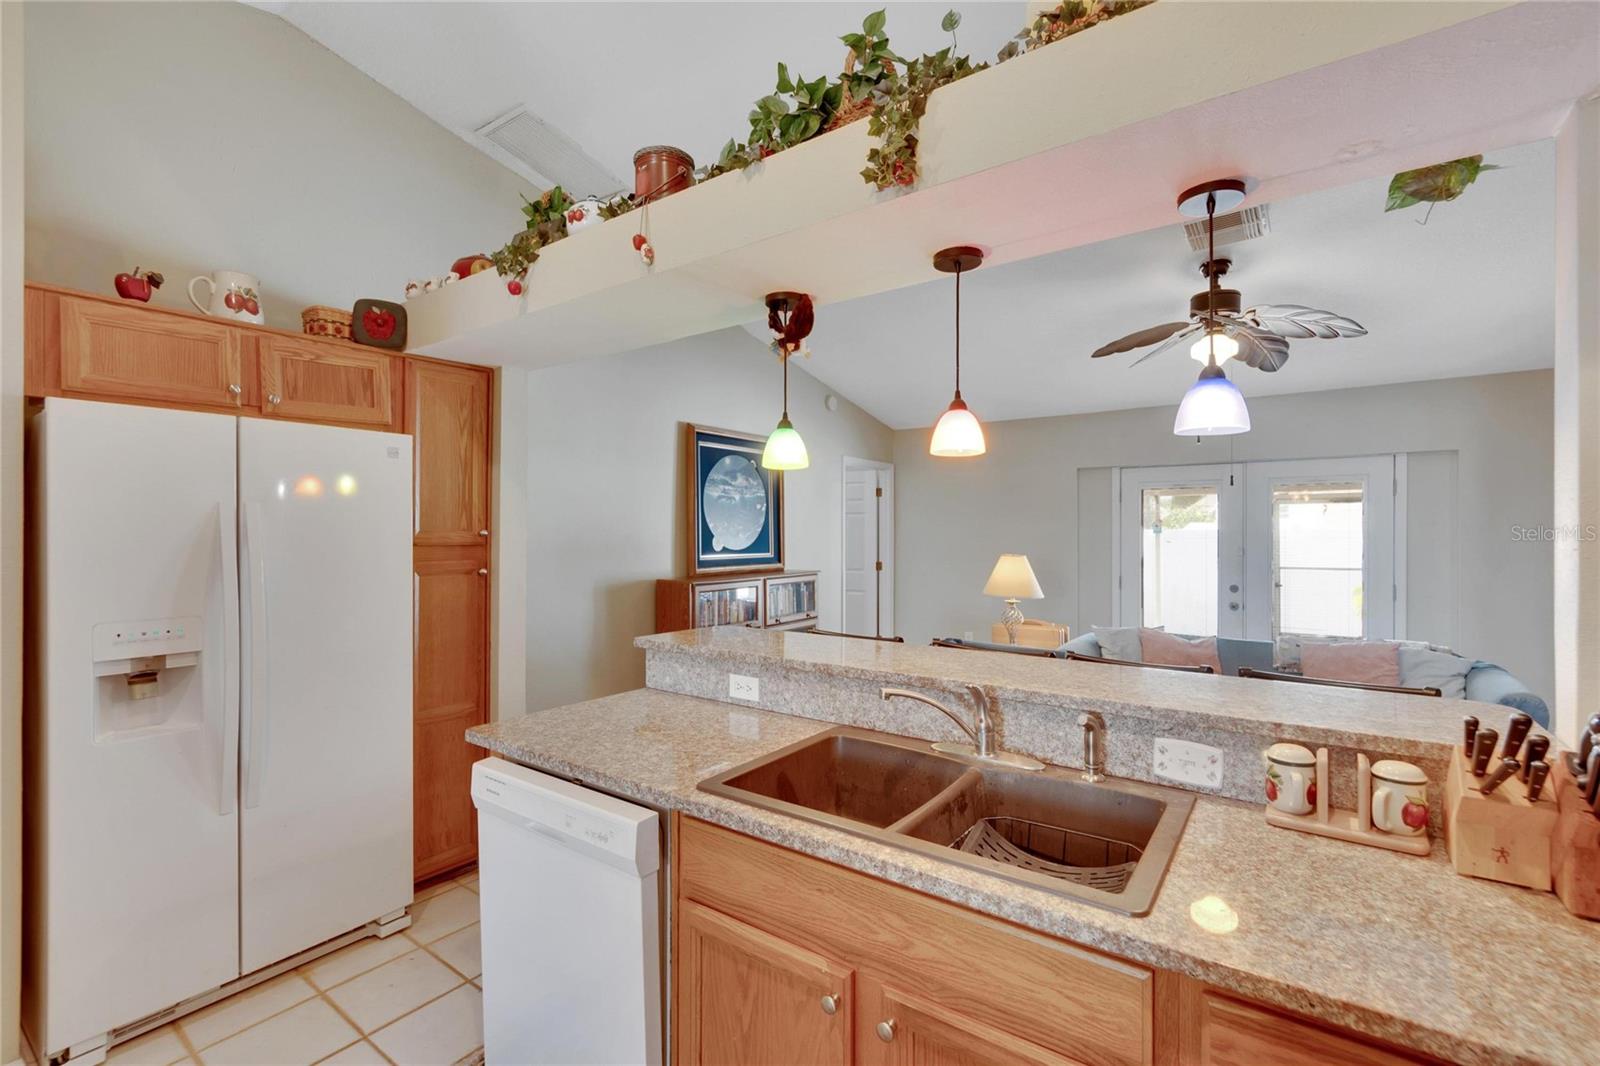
24;283;494;883
673;816;1434;1066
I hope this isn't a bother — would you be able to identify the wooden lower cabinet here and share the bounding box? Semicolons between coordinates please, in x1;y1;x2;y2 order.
673;817;1436;1066
677;899;853;1066
412;547;489;880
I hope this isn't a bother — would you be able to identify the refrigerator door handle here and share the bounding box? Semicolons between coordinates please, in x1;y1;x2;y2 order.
218;503;240;816
241;501;270;810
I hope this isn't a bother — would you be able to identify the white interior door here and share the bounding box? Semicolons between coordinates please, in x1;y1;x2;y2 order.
237;418;413;972
32;400;239;1053
843;467;878;635
1243;455;1397;641
1117;464;1245;637
842;459;893;637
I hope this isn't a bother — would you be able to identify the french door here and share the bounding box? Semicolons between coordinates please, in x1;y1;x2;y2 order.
1117;456;1399;643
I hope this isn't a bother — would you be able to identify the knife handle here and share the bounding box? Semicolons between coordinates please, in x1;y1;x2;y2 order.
1463;715;1479;759
1519;736;1550;783
1471;729;1499;776
1525;760;1550;803
1501;713;1533;761
1480;757;1520;796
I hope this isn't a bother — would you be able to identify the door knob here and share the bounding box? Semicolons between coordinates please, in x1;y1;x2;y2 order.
267;392;281;406
875;1019;896;1042
819;993;839;1015
1229;602;1240;611
479;529;489;537
227;383;242;395
478;568;488;576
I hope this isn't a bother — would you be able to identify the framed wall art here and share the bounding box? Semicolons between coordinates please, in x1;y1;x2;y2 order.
686;423;784;576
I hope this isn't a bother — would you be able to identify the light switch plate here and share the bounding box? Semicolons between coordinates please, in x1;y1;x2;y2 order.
728;673;760;702
1154;737;1224;789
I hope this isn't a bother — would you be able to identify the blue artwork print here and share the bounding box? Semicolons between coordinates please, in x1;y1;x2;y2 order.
693;428;782;571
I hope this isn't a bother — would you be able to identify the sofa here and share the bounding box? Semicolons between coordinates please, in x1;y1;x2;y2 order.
935;631;1550;728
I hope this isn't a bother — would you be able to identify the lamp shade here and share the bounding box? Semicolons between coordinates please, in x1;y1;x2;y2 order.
761;417;810;470
930;398;986;457
983;554;1043;599
1173;363;1251;436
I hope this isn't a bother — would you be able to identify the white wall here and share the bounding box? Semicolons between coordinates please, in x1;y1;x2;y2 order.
1;6;22;1060
894;370;1555;701
525;329;893;712
1553;96;1600;746
23;1;533;330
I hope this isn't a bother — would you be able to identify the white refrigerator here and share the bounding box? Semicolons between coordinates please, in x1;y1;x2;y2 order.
25;398;414;1063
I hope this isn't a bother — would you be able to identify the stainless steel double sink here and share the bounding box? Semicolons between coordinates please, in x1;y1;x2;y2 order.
699;726;1194;915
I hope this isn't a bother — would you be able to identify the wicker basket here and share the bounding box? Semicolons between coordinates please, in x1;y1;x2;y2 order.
825;49;877;131
301;305;353;340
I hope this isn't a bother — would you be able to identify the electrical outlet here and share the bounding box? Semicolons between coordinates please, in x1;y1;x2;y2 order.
1153;737;1224;789
728;673;760;702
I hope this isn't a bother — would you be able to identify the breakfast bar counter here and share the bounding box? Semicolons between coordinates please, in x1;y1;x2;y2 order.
470;688;1600;1066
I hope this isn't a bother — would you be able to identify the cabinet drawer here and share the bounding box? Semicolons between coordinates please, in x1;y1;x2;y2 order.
677;817;1153;1066
57;295;245;409
260;336;398;429
1196;992;1426;1066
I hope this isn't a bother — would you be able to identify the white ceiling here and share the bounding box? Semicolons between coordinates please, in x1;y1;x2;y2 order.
265;3;1559;427
790;137;1555;427
265;1;1029;193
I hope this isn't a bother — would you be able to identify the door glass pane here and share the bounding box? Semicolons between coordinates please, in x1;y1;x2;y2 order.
1140;488;1217;636
1272;481;1364;639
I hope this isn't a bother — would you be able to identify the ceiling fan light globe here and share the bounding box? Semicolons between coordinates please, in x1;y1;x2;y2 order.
1188;331;1240;364
1174;367;1251;436
930;399;986;457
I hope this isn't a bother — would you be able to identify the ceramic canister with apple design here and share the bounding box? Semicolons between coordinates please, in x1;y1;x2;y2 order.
1265;742;1317;816
1370;760;1429;836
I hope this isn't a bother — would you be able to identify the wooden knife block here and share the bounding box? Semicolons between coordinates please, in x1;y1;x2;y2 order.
1444;750;1558;890
1550;757;1600;919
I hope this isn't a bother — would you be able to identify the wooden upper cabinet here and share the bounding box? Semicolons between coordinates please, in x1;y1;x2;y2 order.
677;900;853;1066
259;335;398;430
406;360;491;546
862;979;1085;1066
56;294;245;409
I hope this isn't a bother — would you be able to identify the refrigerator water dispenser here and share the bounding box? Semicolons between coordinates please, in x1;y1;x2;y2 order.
91;617;204;741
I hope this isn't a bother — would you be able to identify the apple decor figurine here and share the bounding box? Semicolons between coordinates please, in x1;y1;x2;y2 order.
351;298;407;350
114;267;164;303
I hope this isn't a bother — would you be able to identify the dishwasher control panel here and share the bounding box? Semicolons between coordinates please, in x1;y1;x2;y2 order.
471;757;659;875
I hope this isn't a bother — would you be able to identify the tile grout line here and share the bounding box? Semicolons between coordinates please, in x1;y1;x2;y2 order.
413;922;480;984
179;982;322;1055
315;990;396;1066
360;978;478;1058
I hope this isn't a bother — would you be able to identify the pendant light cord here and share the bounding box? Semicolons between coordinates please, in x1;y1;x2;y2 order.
1206;190;1218;367
781;344;790;418
953;263;963;398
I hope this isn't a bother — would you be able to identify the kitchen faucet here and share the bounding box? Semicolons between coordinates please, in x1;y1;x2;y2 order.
880;684;1044;771
1079;711;1107;783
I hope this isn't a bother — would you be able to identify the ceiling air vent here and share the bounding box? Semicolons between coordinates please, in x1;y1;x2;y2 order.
474;106;624;196
1184;203;1271;252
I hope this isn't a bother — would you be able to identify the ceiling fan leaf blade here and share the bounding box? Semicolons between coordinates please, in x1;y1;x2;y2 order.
1225;322;1291;371
1090;321;1191;359
1128;324;1201;367
1245;304;1367;339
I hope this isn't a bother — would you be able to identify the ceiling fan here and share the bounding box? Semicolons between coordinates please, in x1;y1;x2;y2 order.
1091;179;1367;372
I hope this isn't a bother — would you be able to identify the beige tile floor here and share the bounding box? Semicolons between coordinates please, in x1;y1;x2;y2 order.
106;870;483;1066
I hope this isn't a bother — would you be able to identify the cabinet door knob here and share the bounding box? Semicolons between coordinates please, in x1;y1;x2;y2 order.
478;529;490;537
267;392;281;406
875;1019;896;1043
819;994;839;1015
227;383;242;395
478;568;489;576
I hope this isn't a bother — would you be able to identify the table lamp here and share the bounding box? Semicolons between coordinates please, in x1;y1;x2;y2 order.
983;554;1043;644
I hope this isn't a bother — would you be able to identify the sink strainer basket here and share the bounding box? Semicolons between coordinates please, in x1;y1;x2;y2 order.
950;816;1142;892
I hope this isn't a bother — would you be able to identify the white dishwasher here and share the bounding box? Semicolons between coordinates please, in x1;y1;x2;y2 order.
472;757;663;1066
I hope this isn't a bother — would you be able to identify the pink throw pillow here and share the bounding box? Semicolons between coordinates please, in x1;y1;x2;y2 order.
1299;641;1399;686
1139;629;1223;674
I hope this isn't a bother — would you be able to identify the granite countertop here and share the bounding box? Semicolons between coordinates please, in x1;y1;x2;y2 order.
470;688;1600;1066
637;628;1493;759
